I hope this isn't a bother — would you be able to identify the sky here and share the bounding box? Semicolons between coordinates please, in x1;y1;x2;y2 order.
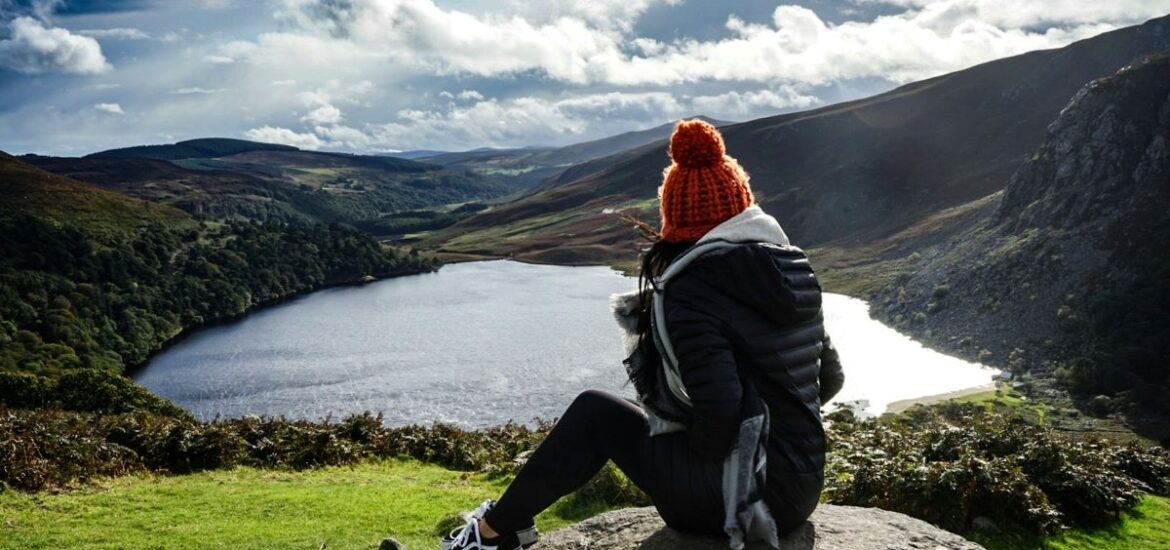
1;0;1168;156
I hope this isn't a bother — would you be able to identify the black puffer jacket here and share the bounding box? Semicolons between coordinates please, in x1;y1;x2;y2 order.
662;242;844;531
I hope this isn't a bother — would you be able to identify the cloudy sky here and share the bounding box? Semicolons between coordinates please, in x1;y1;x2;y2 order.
1;0;1168;156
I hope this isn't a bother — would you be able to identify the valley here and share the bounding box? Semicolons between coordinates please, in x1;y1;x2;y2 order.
2;9;1169;549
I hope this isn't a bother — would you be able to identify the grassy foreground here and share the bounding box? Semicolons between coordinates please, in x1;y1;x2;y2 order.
0;459;603;550
975;495;1170;550
1;457;1168;550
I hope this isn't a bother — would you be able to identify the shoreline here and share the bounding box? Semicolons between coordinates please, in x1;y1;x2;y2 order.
882;382;997;415
125;265;438;378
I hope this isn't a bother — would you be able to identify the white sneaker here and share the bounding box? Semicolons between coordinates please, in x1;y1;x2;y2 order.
439;500;539;550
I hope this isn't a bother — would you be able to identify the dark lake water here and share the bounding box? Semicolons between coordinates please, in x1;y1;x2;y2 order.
135;260;996;426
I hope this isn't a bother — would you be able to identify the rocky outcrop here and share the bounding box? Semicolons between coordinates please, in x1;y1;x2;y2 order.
538;506;986;550
867;52;1170;427
998;53;1170;231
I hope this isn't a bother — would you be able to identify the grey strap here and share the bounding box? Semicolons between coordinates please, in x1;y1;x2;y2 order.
651;240;743;408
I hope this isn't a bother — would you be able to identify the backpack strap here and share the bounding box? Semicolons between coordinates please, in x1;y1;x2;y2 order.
650;239;751;409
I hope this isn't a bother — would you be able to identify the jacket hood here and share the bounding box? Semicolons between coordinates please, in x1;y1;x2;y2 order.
611;205;801;337
698;204;790;247
687;207;816;327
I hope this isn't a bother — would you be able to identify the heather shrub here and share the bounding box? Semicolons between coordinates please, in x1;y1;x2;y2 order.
824;403;1170;534
0;407;549;491
0;408;142;490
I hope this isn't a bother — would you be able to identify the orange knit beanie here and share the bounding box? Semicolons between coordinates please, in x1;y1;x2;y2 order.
658;119;754;243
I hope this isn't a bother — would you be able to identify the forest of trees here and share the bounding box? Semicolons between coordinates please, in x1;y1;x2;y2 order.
0;214;438;415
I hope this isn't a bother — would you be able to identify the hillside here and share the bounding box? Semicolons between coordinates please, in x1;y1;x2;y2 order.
835;54;1170;438
87;138;298;160
0;153;438;415
0;151;190;236
424;14;1170;263
24;146;511;226
418;116;729;188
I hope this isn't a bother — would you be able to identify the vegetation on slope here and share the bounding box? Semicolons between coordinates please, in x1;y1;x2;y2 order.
0;151;189;238
25;150;511;227
0;154;438;415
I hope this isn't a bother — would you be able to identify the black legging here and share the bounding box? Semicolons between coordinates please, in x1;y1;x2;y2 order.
483;390;725;536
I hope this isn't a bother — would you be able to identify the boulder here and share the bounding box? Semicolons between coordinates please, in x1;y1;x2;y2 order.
538;505;986;550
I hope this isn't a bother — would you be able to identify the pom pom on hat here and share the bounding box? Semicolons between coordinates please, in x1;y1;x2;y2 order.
669;119;726;168
658;119;754;243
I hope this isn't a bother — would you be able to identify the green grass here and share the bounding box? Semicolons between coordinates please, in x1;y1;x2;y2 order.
950;384;1057;424
2;458;1166;550
1046;497;1170;549
973;496;1170;550
0;459;603;550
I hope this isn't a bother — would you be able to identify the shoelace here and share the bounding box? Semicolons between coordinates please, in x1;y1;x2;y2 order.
471;500;494;519
450;516;483;549
450;500;495;549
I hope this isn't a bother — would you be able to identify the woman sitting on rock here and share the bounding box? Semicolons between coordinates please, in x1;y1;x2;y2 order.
436;119;845;550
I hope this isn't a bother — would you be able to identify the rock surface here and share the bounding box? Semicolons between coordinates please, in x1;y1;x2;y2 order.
866;52;1170;418
538;505;986;550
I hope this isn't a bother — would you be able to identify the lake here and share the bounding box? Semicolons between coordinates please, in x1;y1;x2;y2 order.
134;260;997;426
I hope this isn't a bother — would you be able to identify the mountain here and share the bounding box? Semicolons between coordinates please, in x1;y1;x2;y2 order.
0;151;189;237
24;146;511;226
424;14;1170;263
418;116;730;188
388;149;451;160
88;138;298;160
845;54;1170;436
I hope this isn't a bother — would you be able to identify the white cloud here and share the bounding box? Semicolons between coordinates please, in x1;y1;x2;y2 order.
585;5;1117;86
0;16;110;74
94;102;124;114
239;88;815;152
171;87;227;95
442;89;486;101
77;28;152;40
267;0;628;84
244;125;322;149
854;0;1170;28
690;87;820;117
242;91;680;152
499;0;681;32
302;103;342;125
254;0;1166;87
457;90;484;101
8;0;1170;156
